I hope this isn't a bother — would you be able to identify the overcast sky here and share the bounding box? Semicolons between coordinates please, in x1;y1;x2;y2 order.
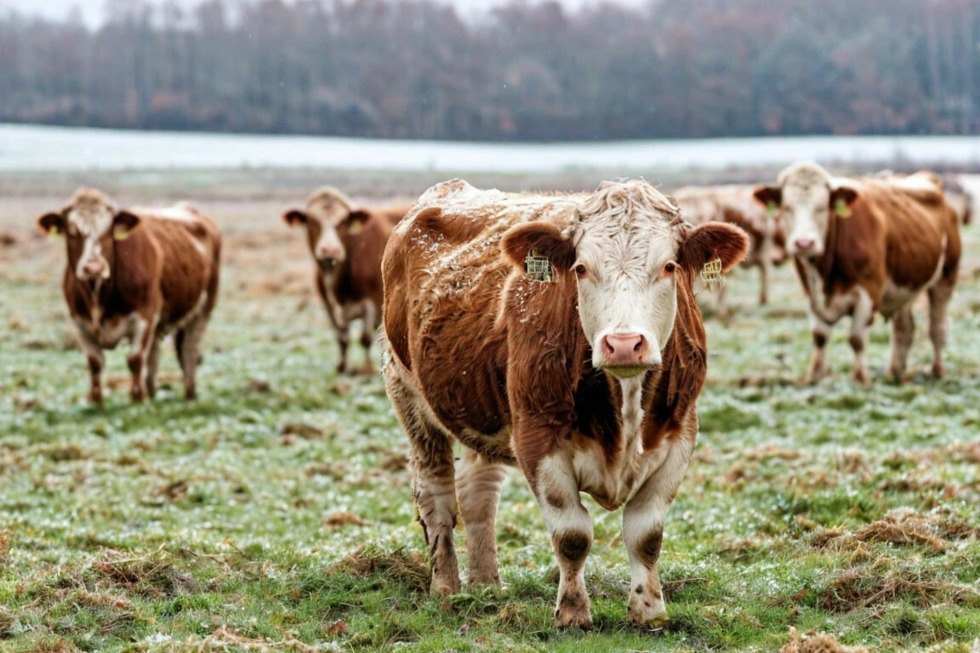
0;0;651;27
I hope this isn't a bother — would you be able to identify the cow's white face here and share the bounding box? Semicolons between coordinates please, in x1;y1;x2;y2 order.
502;181;749;380
572;208;681;377
66;200;116;281
754;162;859;259
283;189;357;270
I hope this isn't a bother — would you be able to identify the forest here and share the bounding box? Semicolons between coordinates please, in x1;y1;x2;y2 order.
0;0;978;141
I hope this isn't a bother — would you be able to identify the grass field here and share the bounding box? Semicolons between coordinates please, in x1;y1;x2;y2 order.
1;169;978;652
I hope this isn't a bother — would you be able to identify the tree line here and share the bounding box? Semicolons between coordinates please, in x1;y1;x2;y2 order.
0;0;977;141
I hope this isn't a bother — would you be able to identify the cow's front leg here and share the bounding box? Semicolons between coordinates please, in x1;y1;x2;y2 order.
534;454;594;630
145;337;162;398
76;328;104;405
456;448;505;587
887;306;914;381
805;314;831;383
849;289;874;384
358;300;378;375
623;436;695;628
127;315;155;402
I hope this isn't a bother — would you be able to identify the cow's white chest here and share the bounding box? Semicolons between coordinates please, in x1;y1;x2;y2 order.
569;376;668;510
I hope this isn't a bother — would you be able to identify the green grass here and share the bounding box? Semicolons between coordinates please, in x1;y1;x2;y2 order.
1;175;978;652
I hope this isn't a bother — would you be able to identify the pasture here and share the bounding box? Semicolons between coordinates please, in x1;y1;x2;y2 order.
0;169;978;652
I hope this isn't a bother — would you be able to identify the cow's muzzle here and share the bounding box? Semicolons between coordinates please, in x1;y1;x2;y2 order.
597;332;657;378
317;257;341;272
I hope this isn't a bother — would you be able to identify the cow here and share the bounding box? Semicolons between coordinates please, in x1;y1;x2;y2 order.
37;187;221;404
282;186;408;374
753;162;961;384
381;179;748;629
673;184;787;313
941;174;974;226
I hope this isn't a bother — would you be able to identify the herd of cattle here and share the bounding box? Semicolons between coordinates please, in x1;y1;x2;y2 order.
35;162;973;629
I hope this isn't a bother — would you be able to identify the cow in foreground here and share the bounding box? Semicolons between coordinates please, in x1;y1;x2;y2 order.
37;187;221;403
283;186;408;374
754;162;960;383
673;184;786;312
382;179;748;628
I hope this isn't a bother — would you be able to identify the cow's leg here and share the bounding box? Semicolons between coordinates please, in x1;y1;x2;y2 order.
358;301;378;375
175;313;210;400
927;279;954;379
534;454;594;630
317;271;349;374
623;437;695;628
758;258;772;306
126;316;155;402
383;362;460;595
805;313;831;383
76;328;104;405
887;306;915;381
455;448;505;587
849;289;874;384
145;336;162;398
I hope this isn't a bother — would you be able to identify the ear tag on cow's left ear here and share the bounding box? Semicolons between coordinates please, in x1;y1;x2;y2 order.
699;257;725;292
766;200;778;217
525;249;553;283
834;198;852;218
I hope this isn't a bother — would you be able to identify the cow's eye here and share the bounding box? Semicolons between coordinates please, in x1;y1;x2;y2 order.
574;263;588;279
660;261;677;278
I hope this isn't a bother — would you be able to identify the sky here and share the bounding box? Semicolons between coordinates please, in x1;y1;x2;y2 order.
0;0;652;27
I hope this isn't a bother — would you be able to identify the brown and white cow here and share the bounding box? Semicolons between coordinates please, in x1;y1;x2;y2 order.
673;184;787;312
37;187;221;404
382;179;748;629
283;186;408;374
754;162;961;384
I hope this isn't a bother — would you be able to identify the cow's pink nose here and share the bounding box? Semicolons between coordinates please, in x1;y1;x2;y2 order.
317;247;343;262
794;238;815;252
602;333;649;366
83;259;104;277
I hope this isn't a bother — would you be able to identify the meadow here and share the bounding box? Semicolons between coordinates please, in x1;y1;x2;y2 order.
0;168;978;653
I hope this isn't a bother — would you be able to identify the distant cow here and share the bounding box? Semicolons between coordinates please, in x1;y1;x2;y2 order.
754;162;960;383
941;175;974;225
283;187;408;374
673;184;786;312
382;179;748;629
37;187;221;404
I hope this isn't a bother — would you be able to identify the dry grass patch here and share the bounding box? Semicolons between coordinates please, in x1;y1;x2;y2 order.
780;627;870;653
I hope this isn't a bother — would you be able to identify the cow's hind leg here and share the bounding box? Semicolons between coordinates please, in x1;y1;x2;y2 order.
927;278;954;379
887;306;915;382
358;301;378;375
456;448;505;587
533;453;594;630
127;316;156;402
623;437;695;628
145;337;162;398
175;312;210;400
383;360;460;596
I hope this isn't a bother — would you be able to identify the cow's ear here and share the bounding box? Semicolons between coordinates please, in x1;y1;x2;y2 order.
345;209;371;232
282;209;308;227
501;221;576;272
112;211;141;240
678;222;749;275
753;186;782;215
829;185;859;218
37;212;66;236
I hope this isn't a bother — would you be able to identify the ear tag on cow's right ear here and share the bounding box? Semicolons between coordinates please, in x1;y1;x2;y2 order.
525;249;553;283
348;221;363;236
699;257;725;292
50;225;61;236
834;198;852;218
766;200;778;217
113;226;132;240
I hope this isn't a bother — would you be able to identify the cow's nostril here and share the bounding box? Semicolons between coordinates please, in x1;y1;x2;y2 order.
633;341;642;352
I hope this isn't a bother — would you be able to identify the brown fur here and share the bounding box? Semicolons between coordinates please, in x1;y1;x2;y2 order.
38;188;221;403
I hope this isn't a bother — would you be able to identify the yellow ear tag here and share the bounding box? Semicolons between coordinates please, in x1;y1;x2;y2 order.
834;198;852;218
348;221;363;236
525;249;553;283
50;225;62;236
113;226;132;240
766;201;778;217
700;257;725;290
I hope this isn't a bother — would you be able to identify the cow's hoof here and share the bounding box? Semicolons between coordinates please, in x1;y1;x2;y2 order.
555;609;593;631
931;362;945;379
853;369;871;385
628;603;669;629
429;577;460;598
88;391;104;406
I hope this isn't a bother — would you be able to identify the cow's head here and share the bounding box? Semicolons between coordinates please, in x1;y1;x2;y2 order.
282;186;366;271
37;187;141;286
503;180;748;379
753;161;859;258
